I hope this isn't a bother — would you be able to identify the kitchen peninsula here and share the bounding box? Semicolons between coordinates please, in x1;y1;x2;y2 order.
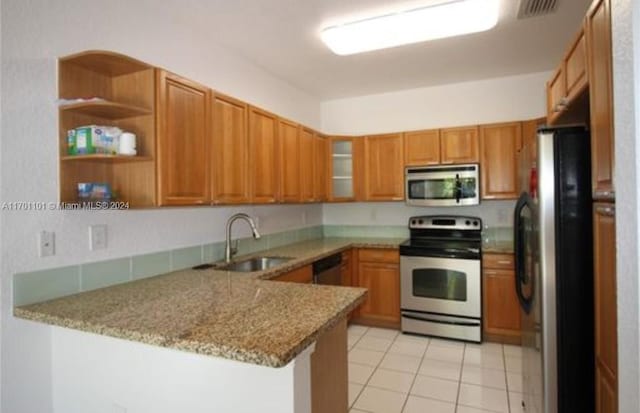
13;238;404;413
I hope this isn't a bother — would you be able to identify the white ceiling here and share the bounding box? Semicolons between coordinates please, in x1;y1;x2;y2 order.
164;0;592;99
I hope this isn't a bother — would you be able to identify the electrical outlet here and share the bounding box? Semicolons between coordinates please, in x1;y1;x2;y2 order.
89;225;107;251
38;231;55;257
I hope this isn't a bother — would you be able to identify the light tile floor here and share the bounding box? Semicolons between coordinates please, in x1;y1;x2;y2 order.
347;325;525;413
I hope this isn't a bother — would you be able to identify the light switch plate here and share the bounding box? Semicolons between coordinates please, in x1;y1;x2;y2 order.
89;225;107;251
38;231;55;257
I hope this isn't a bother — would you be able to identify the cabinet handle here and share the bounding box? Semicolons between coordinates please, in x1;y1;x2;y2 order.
595;205;615;216
594;190;615;200
497;260;512;265
559;97;569;105
483;270;499;276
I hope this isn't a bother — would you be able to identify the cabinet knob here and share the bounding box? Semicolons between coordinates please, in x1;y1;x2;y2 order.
594;190;615;200
595;205;615;216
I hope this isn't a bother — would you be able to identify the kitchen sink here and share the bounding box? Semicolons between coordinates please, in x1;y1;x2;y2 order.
218;256;293;272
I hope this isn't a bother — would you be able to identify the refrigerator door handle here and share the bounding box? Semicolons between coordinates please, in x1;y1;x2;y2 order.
514;192;533;313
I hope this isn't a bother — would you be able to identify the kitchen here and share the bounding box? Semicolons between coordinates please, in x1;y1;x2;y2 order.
1;0;638;413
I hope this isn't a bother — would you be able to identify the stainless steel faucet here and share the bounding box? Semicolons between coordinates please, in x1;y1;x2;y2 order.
225;213;261;263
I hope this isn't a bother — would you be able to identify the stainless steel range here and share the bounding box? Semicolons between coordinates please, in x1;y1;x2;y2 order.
400;215;482;342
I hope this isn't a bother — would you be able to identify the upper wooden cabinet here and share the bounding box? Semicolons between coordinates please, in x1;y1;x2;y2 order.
313;134;328;202
404;129;440;166
278;119;301;203
593;202;617;413
328;136;365;201
211;93;249;204
521;118;545;157
156;70;210;206
440;126;479;164
547;66;566;122
566;30;588;102
587;0;615;201
547;28;589;125
58;51;157;207
480;122;522;200
249;107;279;203
364;133;404;201
299;127;315;203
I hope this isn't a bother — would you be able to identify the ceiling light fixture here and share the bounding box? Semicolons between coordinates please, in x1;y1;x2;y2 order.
321;0;500;55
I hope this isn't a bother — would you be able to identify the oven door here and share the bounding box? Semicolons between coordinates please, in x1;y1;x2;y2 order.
400;255;481;318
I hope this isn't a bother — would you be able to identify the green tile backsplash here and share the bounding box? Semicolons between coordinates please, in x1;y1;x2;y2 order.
171;246;203;270
13;266;80;306
81;258;131;291
132;252;171;280
12;224;407;307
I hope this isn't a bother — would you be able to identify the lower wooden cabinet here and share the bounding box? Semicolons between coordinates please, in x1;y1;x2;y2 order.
593;202;617;412
482;253;521;344
272;265;312;283
354;248;401;328
340;250;353;287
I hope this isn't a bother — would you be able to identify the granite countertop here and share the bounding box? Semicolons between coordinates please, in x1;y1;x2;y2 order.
14;237;403;368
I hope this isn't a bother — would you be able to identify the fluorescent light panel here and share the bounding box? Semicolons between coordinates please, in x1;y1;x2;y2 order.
321;0;500;55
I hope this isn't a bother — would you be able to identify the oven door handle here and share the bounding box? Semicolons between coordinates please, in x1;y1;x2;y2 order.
402;313;480;327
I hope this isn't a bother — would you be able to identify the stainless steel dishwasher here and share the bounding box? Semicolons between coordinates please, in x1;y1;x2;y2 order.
312;253;342;285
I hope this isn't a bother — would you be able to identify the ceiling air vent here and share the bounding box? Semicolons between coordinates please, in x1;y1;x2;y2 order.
517;0;558;19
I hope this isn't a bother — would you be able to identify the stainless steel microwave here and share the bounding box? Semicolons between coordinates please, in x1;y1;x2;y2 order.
405;164;480;206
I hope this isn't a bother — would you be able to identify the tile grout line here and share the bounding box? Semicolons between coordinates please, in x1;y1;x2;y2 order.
347;327;369;410
454;343;468;413
350;328;403;412
397;334;430;413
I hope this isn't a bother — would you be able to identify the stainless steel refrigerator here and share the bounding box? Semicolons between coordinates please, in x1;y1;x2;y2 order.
514;126;594;413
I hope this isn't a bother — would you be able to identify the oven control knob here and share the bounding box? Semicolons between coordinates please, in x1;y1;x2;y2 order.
465;220;470;226
411;220;416;226
418;219;423;225
473;221;479;226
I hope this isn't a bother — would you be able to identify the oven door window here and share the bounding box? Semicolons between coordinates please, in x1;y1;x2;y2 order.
408;178;477;200
412;268;467;301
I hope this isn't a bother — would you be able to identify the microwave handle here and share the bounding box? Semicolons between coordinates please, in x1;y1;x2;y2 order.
455;174;462;203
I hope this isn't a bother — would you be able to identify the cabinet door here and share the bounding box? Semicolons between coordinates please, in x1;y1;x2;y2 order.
565;29;588;102
353;138;366;201
483;268;521;340
278;119;300;202
299;127;315;202
596;365;617;413
157;71;210;205
211;93;249;204
593;202;617;410
313;134;328;202
404;129;440;166
547;66;566;124
440;126;479;164
249;107;279;203
357;262;401;325
364;133;404;200
480;122;523;199
273;265;313;283
587;0;615;200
